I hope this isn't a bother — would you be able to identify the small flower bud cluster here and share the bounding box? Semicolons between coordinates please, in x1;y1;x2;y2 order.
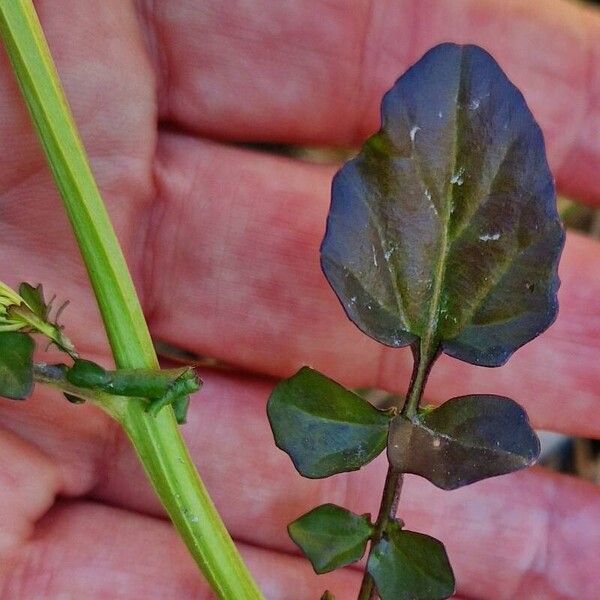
0;280;28;331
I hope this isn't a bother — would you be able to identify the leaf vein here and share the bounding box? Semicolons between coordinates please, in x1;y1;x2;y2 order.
361;197;413;329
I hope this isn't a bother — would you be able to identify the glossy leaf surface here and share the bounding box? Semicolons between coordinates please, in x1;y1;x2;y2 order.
321;42;564;366
267;367;390;478
288;504;373;574
0;331;34;399
388;394;540;489
368;521;454;600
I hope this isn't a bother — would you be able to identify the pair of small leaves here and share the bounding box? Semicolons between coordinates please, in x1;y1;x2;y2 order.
321;43;564;368
290;504;454;600
268;367;539;490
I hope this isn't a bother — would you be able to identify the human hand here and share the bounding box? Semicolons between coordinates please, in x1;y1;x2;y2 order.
0;1;598;598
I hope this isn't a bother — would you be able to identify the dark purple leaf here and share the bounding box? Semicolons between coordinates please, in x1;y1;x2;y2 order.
387;394;540;489
321;43;564;366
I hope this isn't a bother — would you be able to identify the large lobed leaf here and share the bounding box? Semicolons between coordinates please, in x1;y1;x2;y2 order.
267;367;390;478
388;394;540;489
321;43;564;367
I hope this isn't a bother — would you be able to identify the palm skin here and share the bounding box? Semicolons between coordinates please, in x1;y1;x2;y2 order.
0;0;599;598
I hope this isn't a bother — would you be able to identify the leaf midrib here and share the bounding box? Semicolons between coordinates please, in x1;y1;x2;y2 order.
361;194;412;329
419;50;465;354
288;403;389;428
416;419;532;461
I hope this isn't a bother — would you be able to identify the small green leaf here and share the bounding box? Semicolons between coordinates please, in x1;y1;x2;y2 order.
0;331;34;399
288;504;373;574
368;521;454;600
321;43;564;367
19;282;47;319
8;285;76;357
320;592;335;600
388;394;540;489
267;367;391;478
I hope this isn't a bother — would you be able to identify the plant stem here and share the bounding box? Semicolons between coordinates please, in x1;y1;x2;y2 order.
401;339;439;419
357;467;403;600
357;340;438;600
0;3;264;598
33;363;126;416
34;363;260;597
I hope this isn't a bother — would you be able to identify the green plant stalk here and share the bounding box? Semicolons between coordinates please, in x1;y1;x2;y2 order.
0;3;264;598
357;339;438;600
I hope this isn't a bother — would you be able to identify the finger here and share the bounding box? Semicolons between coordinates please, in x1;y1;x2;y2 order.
140;0;600;202
0;418;362;599
90;370;600;600
0;428;62;553
147;135;600;436
0;386;118;496
0;500;362;599
0;0;155;200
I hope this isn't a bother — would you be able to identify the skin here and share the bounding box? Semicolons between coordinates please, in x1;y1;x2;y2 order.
0;0;598;598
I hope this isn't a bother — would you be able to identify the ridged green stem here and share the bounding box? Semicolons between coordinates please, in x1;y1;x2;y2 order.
0;2;263;598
